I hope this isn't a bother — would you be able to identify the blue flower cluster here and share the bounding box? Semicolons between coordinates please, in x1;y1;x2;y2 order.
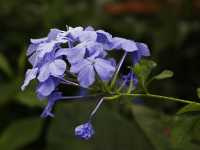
21;26;150;140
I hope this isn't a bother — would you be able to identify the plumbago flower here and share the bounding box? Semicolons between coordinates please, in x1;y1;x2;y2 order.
22;25;199;140
21;25;150;139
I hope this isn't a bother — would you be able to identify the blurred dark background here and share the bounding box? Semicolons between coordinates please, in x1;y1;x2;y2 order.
0;0;200;150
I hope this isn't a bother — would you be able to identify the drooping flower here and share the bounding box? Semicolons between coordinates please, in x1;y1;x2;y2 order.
75;122;95;140
40;91;62;118
36;77;60;97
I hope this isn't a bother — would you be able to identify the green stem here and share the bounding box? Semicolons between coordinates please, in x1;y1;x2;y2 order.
120;93;200;105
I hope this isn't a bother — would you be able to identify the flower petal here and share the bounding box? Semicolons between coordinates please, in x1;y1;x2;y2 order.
49;59;66;76
136;42;150;56
30;37;48;44
112;37;138;52
21;68;38;90
78;63;95;87
37;41;56;58
94;58;116;81
86;41;105;58
40;91;62;118
37;63;50;82
37;78;56;97
70;59;90;74
47;28;61;41
78;31;97;42
67;47;86;64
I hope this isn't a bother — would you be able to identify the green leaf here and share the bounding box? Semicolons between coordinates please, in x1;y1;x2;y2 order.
0;53;12;76
131;59;157;92
154;70;173;80
133;59;157;83
177;104;200;115
171;116;200;150
197;88;200;99
0;117;43;150
47;102;156;150
131;104;171;150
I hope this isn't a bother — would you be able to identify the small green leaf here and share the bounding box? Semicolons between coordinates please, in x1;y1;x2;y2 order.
177;104;200;115
154;70;173;80
0;53;12;76
0;117;43;150
197;88;200;99
131;59;157;92
133;59;157;83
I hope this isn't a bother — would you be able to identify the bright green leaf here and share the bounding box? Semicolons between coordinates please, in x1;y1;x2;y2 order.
131;59;157;92
0;117;43;150
0;53;12;76
154;70;173;80
177;104;200;115
133;59;157;83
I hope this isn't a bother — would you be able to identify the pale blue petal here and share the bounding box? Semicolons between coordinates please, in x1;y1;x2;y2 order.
96;30;112;43
30;37;48;44
94;58;116;81
47;29;61;41
28;51;39;66
136;42;150;56
37;78;56;97
67;26;83;40
86;41;105;58
27;44;37;56
37;63;50;82
21;68;38;90
112;37;138;52
85;26;95;31
49;59;66;76
78;31;97;42
78;63;95;87
70;59;90;74
63;43;86;64
37;41;56;58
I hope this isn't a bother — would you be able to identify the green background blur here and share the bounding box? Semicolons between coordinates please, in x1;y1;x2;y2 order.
0;0;200;150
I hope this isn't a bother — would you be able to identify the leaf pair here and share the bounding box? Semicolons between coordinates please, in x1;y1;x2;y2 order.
130;59;173;92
